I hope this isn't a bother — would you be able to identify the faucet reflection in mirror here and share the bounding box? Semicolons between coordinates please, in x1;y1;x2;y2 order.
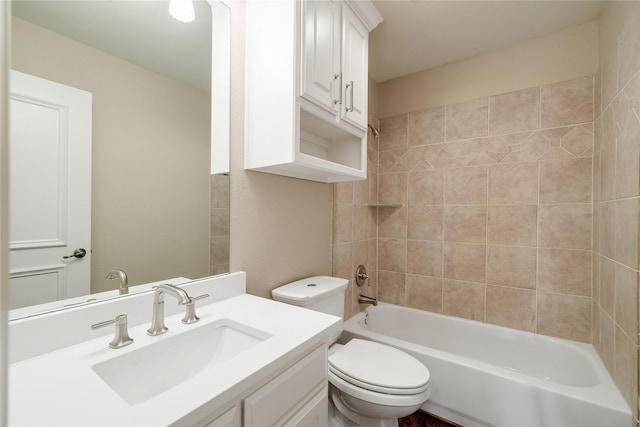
106;270;128;295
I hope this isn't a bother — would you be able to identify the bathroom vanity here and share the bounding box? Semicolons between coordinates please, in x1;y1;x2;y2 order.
8;272;342;426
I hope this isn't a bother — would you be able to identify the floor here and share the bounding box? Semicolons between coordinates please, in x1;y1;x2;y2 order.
398;410;461;427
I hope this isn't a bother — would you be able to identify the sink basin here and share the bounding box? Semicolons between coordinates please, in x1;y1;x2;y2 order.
92;318;271;405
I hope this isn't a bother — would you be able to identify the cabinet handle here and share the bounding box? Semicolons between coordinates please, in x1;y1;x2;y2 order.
333;73;342;105
346;81;354;112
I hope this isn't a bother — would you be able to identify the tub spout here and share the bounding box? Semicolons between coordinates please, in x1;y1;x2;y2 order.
358;294;377;306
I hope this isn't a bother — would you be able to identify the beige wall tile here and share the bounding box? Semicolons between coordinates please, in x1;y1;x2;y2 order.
379;115;408;151
408;169;445;205
489;88;540;135
332;242;353;281
409;107;445;146
443;279;485;321
332;203;353;244
539;157;593;203
487;205;537;246
488;161;538;204
593;253;600;304
615;113;640;198
407;240;443;277
600;255;616;317
537;291;592;342
537;248;592;296
538;204;592;250
378;205;407;239
446;98;489;141
614;326;638;413
406;274;443;313
627;72;640;121
617;5;640;91
445;166;487;205
615;197;639;269
378;238;406;273
379;172;407;205
354;205;376;241
444;205;487;243
597;308;615;373
541;77;593;128
560;125;593;157
379;149;409;173
614;263;638;344
599;135;617;201
486;285;536;332
486;245;536;289
408;206;443;241
378;270;405;305
601;45;618;108
211;208;230;237
333;182;354;203
599;201;616;259
443;242;486;283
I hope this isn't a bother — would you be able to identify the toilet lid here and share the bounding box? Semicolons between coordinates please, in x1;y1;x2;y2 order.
328;339;430;395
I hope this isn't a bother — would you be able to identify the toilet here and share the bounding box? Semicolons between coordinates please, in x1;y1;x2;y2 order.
272;276;431;427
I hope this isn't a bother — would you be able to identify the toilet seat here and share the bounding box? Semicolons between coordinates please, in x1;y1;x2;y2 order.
328;339;430;396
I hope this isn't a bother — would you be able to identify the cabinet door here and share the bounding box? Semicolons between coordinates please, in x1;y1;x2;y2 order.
203;405;241;427
300;0;341;113
341;4;368;130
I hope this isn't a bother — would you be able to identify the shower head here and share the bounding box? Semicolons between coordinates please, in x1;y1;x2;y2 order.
368;124;380;137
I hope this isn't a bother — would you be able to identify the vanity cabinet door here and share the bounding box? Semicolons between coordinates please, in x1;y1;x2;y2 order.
300;0;341;113
281;387;328;427
243;346;327;426
341;3;368;130
204;405;241;427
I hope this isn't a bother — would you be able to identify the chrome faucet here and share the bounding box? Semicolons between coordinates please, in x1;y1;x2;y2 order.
147;284;192;336
358;294;378;306
106;269;128;295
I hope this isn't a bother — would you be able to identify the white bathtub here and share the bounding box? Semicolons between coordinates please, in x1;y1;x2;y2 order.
341;303;633;427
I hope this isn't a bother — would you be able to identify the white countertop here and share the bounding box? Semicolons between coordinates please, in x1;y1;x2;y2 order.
9;293;341;426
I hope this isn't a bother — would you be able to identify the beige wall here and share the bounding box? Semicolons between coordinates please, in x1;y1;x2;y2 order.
593;0;640;416
378;20;599;118
12;18;211;293
228;1;331;298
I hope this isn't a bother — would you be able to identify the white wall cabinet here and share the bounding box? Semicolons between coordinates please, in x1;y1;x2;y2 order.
245;0;382;183
300;1;369;130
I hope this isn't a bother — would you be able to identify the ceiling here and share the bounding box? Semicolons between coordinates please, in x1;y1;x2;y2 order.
12;0;212;92
369;0;605;83
13;1;606;88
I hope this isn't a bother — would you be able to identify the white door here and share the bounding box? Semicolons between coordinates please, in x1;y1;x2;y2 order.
300;0;341;114
9;70;92;309
341;4;368;130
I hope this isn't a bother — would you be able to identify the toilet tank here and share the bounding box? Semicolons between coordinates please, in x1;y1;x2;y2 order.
272;276;348;318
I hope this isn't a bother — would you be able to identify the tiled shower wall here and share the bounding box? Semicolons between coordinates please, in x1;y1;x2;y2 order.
332;127;379;319
374;76;594;343
593;5;640;415
210;174;230;275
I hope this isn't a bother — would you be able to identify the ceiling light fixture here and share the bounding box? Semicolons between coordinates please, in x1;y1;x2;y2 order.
169;0;195;23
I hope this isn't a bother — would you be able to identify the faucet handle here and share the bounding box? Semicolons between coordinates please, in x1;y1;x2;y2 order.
91;314;134;349
182;294;209;324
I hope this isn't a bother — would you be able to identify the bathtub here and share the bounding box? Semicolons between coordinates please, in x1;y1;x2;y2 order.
341;303;633;427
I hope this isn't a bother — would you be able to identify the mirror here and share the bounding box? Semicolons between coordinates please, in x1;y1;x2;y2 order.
8;0;230;318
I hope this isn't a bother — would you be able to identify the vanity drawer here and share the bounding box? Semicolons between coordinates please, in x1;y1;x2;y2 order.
243;345;327;426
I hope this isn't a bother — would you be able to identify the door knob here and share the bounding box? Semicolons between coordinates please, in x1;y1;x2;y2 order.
63;248;87;259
